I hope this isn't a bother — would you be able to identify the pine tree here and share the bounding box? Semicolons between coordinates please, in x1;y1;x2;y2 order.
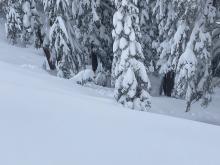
152;0;215;110
43;0;56;26
175;0;215;111
48;0;78;78
5;0;22;44
30;0;42;49
72;0;100;68
93;0;114;86
152;0;177;96
112;0;151;110
0;0;7;17
138;0;158;71
42;0;57;70
21;0;32;46
154;0;177;75
10;0;42;47
72;0;114;86
95;0;114;73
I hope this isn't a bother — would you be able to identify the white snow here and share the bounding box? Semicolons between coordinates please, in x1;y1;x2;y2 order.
119;37;128;49
72;69;95;85
0;21;220;165
22;1;31;28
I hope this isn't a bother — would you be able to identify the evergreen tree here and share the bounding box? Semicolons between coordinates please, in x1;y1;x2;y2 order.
112;0;151;110
138;0;158;71
153;0;215;110
29;0;42;48
48;0;79;78
96;0;114;72
6;0;42;47
73;0;113;69
5;0;22;44
72;0;100;68
154;0;177;75
175;0;215;111
152;0;177;96
0;0;7;17
42;0;56;26
73;0;114;86
21;0;33;46
42;0;57;70
93;0;114;86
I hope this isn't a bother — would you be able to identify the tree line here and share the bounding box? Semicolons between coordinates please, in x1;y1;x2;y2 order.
3;0;220;111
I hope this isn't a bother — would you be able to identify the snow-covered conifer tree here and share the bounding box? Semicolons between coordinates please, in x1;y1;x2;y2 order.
72;0;114;86
152;0;178;96
154;0;177;75
42;0;57;70
95;0;114;73
18;0;42;47
175;0;215;111
29;0;42;49
5;0;22;44
139;0;158;71
93;0;114;86
49;0;79;78
72;0;100;67
0;0;7;17
112;0;151;110
43;0;56;26
21;0;32;46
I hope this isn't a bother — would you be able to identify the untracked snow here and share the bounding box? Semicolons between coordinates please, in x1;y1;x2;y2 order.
0;21;220;165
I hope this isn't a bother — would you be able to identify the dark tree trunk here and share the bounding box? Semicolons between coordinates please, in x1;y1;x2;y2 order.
91;43;98;72
43;47;56;70
92;52;98;72
162;71;175;97
37;28;56;70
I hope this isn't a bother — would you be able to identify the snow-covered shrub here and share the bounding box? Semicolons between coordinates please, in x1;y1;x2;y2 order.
95;71;111;87
72;69;95;85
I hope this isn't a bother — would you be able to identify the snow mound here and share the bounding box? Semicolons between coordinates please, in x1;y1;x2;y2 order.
72;69;95;85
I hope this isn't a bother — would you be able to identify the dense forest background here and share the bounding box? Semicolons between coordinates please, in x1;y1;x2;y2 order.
1;0;220;111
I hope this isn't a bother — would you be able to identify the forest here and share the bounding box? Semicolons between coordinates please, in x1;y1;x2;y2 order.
1;0;220;112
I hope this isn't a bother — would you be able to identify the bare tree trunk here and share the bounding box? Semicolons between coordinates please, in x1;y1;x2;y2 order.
37;28;56;70
91;43;98;73
162;71;175;97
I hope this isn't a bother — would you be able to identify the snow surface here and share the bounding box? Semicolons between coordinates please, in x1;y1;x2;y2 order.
0;21;220;165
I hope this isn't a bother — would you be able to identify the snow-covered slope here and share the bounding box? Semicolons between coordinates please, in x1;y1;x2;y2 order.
0;22;220;165
1;60;220;165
